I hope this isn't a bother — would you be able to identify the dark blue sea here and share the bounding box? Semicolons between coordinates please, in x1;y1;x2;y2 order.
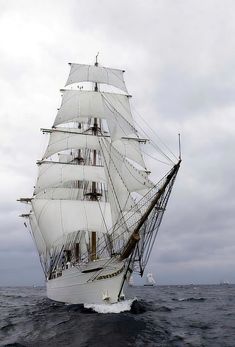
0;285;235;346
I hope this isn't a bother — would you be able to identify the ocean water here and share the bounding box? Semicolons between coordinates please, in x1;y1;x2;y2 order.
0;285;235;347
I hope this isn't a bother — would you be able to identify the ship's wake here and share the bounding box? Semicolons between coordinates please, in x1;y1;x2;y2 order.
84;298;136;314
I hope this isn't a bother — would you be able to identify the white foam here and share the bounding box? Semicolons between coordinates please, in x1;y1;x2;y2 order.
84;298;135;314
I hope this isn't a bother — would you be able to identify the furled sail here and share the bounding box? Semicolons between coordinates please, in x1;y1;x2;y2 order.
65;63;128;93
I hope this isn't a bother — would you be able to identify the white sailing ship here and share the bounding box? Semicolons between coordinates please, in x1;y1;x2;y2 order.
144;272;156;286
128;275;134;287
19;57;181;305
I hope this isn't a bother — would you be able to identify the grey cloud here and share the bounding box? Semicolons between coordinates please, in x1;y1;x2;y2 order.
151;66;235;118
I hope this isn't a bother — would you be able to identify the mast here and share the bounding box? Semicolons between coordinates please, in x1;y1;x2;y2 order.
87;53;100;201
90;53;99;260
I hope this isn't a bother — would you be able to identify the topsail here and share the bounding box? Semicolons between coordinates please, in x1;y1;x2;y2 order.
65;63;128;93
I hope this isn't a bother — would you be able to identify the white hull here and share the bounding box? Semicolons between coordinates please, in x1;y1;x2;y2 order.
46;258;127;304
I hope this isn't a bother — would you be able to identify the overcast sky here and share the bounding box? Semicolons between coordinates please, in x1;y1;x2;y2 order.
0;0;235;286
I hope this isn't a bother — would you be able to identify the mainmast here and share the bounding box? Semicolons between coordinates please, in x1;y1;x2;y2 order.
90;53;100;260
92;53;99;199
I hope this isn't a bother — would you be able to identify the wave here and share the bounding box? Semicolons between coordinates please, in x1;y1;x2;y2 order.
0;294;26;299
84;298;135;314
1;322;15;332
3;344;27;347
173;297;206;302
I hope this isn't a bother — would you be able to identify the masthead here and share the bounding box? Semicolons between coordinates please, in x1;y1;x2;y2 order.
95;52;99;66
178;133;182;160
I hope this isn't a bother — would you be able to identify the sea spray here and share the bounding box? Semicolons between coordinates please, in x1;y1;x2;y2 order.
84;298;136;314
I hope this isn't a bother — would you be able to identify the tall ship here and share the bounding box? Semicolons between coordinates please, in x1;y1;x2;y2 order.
144;272;156;287
19;57;181;305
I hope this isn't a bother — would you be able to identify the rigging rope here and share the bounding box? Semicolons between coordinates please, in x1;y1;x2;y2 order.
132;105;178;162
98;137;126;229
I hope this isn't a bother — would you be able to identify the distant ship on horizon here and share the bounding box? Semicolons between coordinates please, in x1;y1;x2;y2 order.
219;280;230;286
128;275;134;287
144;272;156;287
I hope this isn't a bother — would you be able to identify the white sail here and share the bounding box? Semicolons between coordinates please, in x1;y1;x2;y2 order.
42;129;145;168
35;187;84;200
54;91;136;141
112;138;146;169
102;92;137;140
42;130;100;159
54;91;133;126
146;273;156;285
129;275;134;286
58;153;73;163
65;63;128;93
100;138;154;193
35;162;106;193
28;213;47;256
31;199;112;249
79;230;89;256
99;137;152;230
